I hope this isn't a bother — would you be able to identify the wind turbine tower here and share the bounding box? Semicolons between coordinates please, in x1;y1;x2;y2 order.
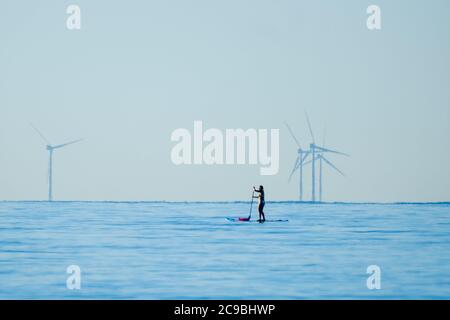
305;112;318;202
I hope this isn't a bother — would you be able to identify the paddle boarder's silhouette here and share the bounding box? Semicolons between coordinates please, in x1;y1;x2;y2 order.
253;185;266;223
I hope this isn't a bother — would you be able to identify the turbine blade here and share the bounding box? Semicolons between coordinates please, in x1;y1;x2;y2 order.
30;123;51;145
315;146;349;157
284;122;301;149
304;111;315;143
52;138;83;150
288;156;301;182
321;156;345;176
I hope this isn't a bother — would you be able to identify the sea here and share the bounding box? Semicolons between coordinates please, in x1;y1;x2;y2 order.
0;201;449;299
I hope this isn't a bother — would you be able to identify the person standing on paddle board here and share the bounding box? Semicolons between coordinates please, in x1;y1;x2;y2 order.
253;185;266;222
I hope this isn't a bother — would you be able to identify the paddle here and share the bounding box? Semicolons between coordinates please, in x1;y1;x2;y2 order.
239;191;254;221
249;190;255;220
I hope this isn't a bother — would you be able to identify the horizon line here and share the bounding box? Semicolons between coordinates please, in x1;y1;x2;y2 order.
1;200;449;205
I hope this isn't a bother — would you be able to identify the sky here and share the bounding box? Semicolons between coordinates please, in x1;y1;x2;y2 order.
1;0;449;202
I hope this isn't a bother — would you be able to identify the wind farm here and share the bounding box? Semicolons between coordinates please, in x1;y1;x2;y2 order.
1;0;449;302
30;124;83;201
285;112;349;203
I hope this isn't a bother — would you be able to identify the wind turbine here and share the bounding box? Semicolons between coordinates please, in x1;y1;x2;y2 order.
302;113;349;202
31;124;83;201
285;122;310;201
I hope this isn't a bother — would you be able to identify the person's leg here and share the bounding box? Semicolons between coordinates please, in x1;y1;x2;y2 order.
261;203;266;221
258;204;263;222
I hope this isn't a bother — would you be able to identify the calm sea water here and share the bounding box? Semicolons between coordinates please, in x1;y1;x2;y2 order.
0;201;449;299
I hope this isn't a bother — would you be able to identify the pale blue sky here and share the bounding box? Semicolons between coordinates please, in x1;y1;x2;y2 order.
1;0;449;201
